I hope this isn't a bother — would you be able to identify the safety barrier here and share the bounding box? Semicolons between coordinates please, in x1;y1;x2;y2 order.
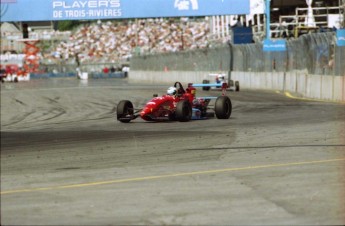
129;70;345;102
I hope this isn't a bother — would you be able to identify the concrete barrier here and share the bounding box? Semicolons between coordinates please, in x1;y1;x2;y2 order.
30;72;126;79
129;70;345;102
30;73;76;79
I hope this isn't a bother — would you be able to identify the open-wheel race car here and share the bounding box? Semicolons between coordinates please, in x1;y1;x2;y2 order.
1;64;30;83
116;81;232;123
202;73;240;92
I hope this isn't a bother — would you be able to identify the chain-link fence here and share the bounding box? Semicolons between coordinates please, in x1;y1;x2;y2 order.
131;45;231;72
131;32;344;76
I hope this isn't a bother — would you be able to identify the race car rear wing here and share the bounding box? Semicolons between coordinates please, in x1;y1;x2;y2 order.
209;73;227;77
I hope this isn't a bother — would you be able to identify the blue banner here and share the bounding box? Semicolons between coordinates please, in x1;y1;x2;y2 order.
336;29;345;47
0;0;249;22
263;39;287;52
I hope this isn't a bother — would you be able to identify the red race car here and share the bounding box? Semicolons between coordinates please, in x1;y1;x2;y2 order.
116;81;232;123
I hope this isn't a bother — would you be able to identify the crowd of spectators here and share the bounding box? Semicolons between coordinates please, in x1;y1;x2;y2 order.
51;18;212;64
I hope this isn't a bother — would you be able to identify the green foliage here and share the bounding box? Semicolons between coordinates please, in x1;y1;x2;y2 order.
57;21;79;31
38;40;54;53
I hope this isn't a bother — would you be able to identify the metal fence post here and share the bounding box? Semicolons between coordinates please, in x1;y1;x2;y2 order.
228;41;233;84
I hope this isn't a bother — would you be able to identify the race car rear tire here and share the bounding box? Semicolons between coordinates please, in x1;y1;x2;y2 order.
202;79;210;91
176;100;192;122
117;100;134;123
215;96;232;119
229;80;234;87
235;81;240;92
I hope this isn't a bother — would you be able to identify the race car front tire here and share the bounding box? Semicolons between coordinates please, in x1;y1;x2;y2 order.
235;81;240;92
117;100;134;123
176;100;192;122
202;79;210;91
215;96;232;119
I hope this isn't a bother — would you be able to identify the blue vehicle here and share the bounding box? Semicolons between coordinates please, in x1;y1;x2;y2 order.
202;73;240;92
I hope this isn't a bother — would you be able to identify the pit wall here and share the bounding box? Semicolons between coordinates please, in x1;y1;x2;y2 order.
129;70;345;102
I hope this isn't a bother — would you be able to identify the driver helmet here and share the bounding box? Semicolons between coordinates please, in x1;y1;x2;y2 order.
167;87;177;96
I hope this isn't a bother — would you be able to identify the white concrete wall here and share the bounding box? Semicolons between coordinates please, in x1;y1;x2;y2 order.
129;70;345;102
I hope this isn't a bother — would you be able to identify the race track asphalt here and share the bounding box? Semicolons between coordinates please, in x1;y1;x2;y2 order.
1;78;344;225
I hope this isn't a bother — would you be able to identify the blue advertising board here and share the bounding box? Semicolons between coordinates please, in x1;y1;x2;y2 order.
232;27;253;44
263;39;287;52
0;0;249;22
336;29;345;47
